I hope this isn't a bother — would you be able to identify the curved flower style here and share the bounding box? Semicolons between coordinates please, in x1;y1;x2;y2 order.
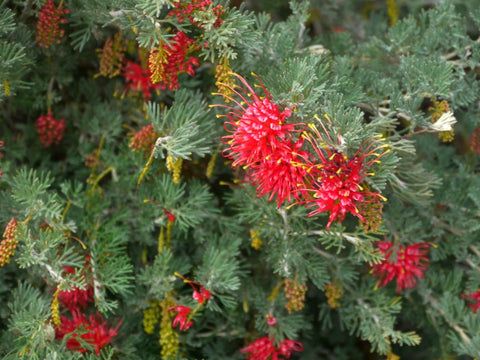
240;336;303;360
371;241;430;293
169;305;193;331
462;290;480;313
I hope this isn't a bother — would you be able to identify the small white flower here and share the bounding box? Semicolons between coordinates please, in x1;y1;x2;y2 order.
429;111;457;132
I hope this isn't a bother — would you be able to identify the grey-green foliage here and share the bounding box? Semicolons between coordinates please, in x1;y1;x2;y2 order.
149;89;216;160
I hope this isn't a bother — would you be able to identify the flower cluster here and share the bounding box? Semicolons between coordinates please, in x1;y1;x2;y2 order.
0;218;18;267
56;311;121;355
429;99;454;142
371;241;430;293
240;336;303;360
123;60;162;100
250;229;263;250
159;296;180;359
216;73;307;207
324;282;343;309
36;111;67;147
215;56;235;101
357;193;384;233
148;31;199;91
96;33;127;78
143;299;161;334
36;0;70;49
56;266;94;312
166;153;183;184
129;124;159;156
53;263;120;354
168;0;225;28
461;290;480;313
284;278;307;314
169;274;211;331
215;73;389;230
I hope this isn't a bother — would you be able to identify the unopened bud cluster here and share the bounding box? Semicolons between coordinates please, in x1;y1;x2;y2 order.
36;0;70;49
166;154;183;184
96;33;127;78
324;282;343;309
249;229;262;250
357;194;383;233
143;300;161;335
129;124;159;156
36;111;66;147
0;218;18;267
284;278;307;314
159;296;180;359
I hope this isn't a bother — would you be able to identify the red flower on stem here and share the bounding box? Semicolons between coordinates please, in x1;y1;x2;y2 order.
174;272;211;304
371;241;430;293
300;123;388;230
214;73;306;207
149;31;199;91
240;336;303;360
56;266;94;312
123;60;162;100
169;305;193;331
129;124;159;156
36;111;67;147
55;311;121;355
36;0;70;49
461;290;480;313
168;0;225;28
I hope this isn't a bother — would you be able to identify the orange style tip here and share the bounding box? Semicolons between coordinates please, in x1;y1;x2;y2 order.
431;243;438;248
143;199;150;203
251;72;257;76
216;115;221;118
373;285;379;291
385;149;391;153
313;114;320;120
380;195;387;201
286;204;295;210
219;181;228;186
174;271;182;277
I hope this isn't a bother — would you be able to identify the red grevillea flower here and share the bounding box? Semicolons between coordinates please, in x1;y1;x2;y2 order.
123;60;162;100
250;139;310;206
240;336;303;360
174;272;211;304
169;305;193;331
371;241;430;293
301;124;388;230
214;73;306;206
149;31;199;91
129;124;159;156
168;0;225;28
55;311;121;354
461;290;480;313
57;266;94;312
36;0;70;49
36;111;67;147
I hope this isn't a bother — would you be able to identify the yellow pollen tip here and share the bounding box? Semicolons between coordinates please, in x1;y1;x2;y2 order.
374;284;379;291
379;195;387;201
216;115;221;118
286;204;295;210
251;72;257;76
431;243;438;248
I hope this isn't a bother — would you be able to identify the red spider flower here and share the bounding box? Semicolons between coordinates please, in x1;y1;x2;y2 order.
174;272;211;304
169;305;193;331
301;124;388;230
123;60;162;100
214;73;306;206
36;0;70;49
149;31;199;91
240;336;303;360
371;241;430;293
215;73;302;170
56;266;93;312
56;311;121;355
249;139;310;207
36;111;67;147
168;0;225;28
461;290;480;313
129;124;159;156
